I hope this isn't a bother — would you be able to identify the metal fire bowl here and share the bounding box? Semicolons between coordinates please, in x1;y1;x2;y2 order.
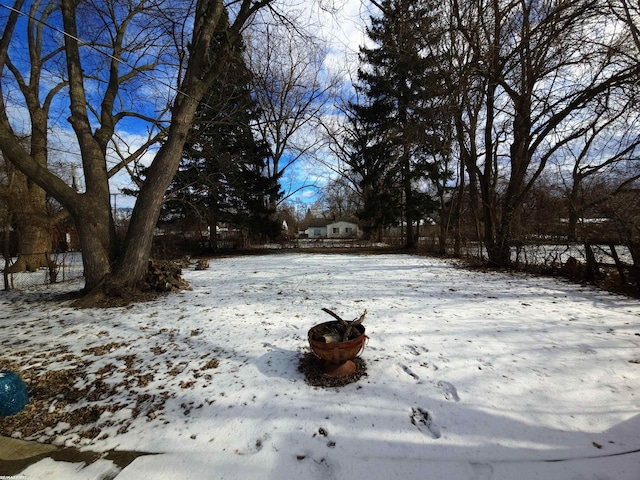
308;322;367;365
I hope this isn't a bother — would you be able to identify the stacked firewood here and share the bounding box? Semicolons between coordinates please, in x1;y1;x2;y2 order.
195;258;210;270
144;260;190;292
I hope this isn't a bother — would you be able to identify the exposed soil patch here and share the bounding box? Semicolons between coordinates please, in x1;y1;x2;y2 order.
298;351;367;388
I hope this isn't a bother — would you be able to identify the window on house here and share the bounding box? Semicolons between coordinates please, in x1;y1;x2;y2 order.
314;229;321;236
332;227;339;234
345;227;353;234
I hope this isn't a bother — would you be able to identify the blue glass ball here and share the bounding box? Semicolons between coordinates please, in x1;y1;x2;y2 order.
0;370;29;416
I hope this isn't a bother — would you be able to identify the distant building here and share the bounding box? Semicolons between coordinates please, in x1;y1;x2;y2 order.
300;218;359;239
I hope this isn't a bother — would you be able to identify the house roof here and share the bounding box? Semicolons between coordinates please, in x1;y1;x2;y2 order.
301;217;359;230
328;218;359;226
306;218;331;228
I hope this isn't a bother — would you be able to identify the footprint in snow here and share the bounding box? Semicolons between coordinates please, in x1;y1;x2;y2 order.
410;407;441;439
236;435;268;455
437;380;460;401
407;344;428;356
477;359;493;370
470;462;494;480
399;363;420;381
419;361;436;370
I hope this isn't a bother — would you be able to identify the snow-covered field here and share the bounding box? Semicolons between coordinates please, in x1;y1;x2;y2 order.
1;253;639;480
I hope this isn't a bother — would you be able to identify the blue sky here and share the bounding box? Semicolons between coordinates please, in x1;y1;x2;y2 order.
0;0;374;212
108;0;373;210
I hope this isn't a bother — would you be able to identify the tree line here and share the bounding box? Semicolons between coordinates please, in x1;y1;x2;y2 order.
327;0;640;269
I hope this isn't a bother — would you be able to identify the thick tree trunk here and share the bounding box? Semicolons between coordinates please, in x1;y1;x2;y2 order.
567;211;579;243
111;96;200;288
487;199;520;268
75;206;114;292
7;222;50;272
486;233;512;268
480;178;498;264
5;165;52;273
4;94;53;273
5;195;51;273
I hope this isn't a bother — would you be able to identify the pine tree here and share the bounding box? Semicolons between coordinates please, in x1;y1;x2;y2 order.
344;99;402;241
150;10;281;248
349;0;445;247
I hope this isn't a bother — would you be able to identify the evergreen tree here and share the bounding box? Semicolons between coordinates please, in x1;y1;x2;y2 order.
160;11;281;247
344;98;402;241
349;0;445;247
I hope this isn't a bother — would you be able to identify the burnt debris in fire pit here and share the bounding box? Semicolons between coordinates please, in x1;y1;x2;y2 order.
311;308;367;343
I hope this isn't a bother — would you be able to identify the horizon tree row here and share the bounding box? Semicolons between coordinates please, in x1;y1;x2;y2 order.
336;0;640;266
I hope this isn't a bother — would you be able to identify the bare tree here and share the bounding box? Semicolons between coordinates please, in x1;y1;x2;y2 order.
441;0;487;254
246;16;340;208
556;91;640;241
607;0;640;54
0;1;67;272
450;0;640;267
0;0;280;300
318;176;362;218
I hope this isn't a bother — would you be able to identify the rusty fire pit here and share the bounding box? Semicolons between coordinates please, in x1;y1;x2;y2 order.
308;309;367;377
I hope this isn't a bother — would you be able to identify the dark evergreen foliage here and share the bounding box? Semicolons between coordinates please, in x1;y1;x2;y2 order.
128;11;282;247
346;0;447;244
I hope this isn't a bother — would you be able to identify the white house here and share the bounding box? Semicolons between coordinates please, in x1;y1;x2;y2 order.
326;220;358;238
302;218;359;239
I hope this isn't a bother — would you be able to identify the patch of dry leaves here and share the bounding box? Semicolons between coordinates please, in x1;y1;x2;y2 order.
0;345;219;445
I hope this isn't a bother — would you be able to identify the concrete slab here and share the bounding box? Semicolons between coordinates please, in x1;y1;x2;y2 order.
0;436;60;476
0;436;155;477
0;436;58;461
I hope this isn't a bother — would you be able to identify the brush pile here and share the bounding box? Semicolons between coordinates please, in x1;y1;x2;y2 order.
144;260;190;292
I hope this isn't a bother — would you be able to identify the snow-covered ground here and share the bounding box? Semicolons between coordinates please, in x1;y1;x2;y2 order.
1;253;639;479
1;251;84;290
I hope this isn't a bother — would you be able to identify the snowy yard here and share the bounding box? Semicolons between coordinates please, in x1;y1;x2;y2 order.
1;253;639;479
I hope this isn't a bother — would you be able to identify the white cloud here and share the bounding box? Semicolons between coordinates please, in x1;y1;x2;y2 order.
315;0;373;79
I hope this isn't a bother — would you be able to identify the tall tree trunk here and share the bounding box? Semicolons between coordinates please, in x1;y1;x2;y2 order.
3;211;12;290
59;0;117;292
5;165;51;272
402;135;415;249
567;172;583;242
452;159;465;257
106;0;233;290
111;96;201;287
75;209;113;290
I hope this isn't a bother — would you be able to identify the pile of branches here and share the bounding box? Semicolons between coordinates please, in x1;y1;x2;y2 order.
143;260;190;292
